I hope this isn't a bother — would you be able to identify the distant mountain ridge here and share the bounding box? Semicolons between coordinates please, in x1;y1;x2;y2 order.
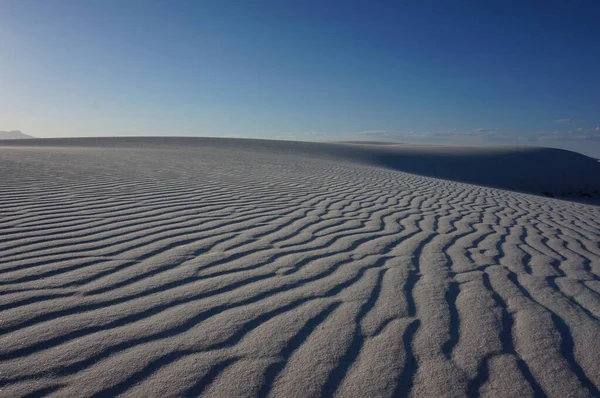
0;130;33;140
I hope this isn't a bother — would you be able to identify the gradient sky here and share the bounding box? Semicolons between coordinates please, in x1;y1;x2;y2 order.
1;1;600;156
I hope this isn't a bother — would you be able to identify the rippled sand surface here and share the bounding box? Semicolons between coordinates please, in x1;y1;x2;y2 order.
1;138;599;397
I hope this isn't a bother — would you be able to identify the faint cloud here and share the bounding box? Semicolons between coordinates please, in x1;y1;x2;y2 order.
287;126;600;147
356;130;397;137
303;131;321;137
357;128;517;143
527;128;600;142
274;131;330;141
357;127;600;145
554;119;585;124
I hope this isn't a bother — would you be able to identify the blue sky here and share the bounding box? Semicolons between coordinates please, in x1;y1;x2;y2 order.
1;1;600;156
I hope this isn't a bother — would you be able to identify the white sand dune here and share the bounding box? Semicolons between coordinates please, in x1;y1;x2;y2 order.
0;137;599;397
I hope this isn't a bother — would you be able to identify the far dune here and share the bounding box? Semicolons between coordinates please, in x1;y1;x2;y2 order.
2;137;598;201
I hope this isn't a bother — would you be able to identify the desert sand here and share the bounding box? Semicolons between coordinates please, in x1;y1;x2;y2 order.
0;137;599;397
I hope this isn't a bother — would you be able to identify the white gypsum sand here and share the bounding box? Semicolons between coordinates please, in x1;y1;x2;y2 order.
0;137;599;397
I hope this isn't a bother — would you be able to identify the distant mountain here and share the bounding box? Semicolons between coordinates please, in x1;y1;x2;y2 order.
0;130;34;140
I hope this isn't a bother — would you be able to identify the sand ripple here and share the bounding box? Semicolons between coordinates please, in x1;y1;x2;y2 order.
0;139;599;397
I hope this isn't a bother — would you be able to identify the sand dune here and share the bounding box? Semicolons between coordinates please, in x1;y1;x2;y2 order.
2;137;599;200
0;137;599;397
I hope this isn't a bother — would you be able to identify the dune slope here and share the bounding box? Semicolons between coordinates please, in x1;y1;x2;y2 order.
0;138;599;397
2;137;598;199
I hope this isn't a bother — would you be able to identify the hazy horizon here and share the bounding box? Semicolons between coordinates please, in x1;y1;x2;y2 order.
2;1;599;157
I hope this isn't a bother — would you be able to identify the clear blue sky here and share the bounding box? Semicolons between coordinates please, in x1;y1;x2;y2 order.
1;1;599;156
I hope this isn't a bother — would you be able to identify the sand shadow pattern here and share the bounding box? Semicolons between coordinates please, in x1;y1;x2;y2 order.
0;143;599;397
